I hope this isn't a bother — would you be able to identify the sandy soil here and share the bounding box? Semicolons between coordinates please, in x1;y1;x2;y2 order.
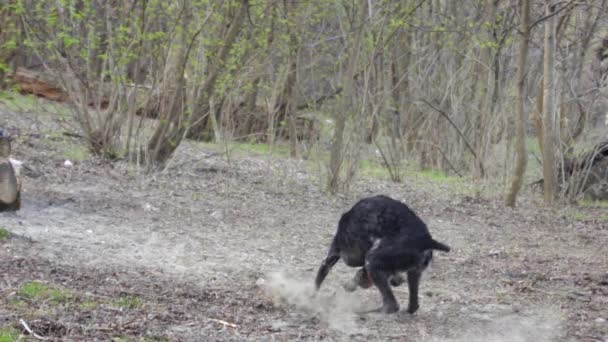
1;106;607;341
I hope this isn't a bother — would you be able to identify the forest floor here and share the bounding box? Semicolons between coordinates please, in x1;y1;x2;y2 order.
1;102;608;342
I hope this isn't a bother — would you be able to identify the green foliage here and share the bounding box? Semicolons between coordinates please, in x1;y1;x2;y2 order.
0;227;9;241
0;1;21;78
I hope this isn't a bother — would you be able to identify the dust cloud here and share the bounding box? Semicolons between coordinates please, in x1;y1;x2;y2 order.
430;308;565;342
260;271;565;341
260;270;369;335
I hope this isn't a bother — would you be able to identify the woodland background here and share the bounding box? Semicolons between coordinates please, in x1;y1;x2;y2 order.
1;0;608;205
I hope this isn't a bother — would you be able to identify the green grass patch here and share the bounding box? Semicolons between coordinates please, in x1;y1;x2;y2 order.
411;168;481;197
0;91;39;112
572;211;608;222
62;144;89;162
359;159;391;180
0;91;71;119
573;212;589;221
7;297;27;310
44;129;67;141
196;141;292;158
415;169;463;184
112;295;142;309
0;227;9;241
232;142;290;157
358;157;473;195
579;199;608;208
18;281;71;303
525;137;542;155
0;327;22;342
80;298;99;310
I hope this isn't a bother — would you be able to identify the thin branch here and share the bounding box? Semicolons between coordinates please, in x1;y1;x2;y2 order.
414;140;464;178
417;99;481;167
295;87;343;111
381;0;428;47
20;319;48;340
529;0;579;30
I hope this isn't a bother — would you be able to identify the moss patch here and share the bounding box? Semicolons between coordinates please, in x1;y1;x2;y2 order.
18;281;71;304
111;295;142;309
0;227;9;241
0;327;22;342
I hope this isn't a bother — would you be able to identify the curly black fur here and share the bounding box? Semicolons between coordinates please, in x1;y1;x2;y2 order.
315;195;450;314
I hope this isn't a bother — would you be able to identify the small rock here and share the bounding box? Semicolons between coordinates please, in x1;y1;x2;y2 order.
211;210;223;220
143;203;158;212
270;320;290;331
488;250;502;257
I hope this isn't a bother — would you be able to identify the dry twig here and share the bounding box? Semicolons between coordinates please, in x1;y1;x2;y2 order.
208;318;238;328
20;319;49;341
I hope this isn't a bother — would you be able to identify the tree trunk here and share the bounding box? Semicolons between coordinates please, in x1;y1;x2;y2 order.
541;0;558;204
562;0;606;145
186;0;248;141
327;0;367;193
282;0;299;158
505;0;530;207
472;0;497;179
535;12;570;157
146;0;192;168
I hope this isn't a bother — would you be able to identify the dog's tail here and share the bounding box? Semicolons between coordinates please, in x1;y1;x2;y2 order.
314;240;340;290
426;238;451;252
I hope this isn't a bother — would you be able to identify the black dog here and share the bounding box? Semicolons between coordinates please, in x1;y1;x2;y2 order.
315;195;450;314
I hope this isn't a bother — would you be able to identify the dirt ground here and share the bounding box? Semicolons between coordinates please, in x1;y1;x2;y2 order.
1;105;608;341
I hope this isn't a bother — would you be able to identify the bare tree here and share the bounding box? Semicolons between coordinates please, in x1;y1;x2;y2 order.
10;0;608;193
281;0;299;158
542;0;559;205
186;0;248;141
505;0;530;207
145;0;193;168
326;0;368;193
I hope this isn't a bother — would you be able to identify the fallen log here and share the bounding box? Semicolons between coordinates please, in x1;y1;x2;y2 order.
8;67;67;102
533;140;608;200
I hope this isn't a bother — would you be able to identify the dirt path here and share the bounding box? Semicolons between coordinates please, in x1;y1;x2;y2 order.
1;107;607;341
